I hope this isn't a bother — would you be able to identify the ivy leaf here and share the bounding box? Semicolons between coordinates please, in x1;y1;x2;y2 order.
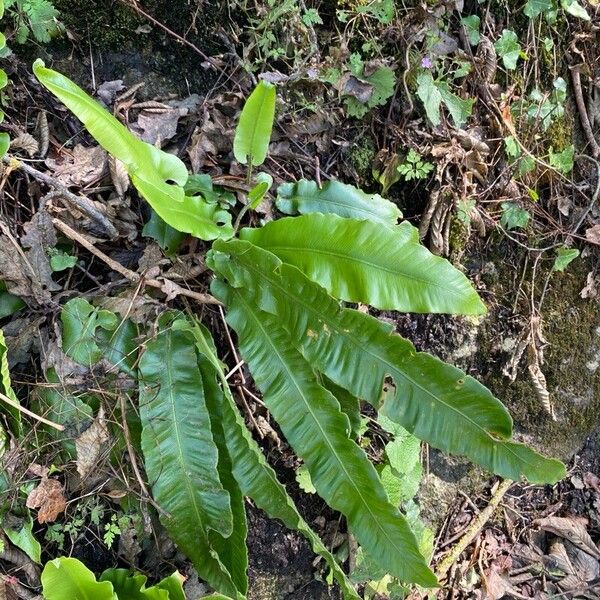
500;202;530;230
561;0;590;19
494;30;522;70
416;72;442;126
61;298;118;365
49;249;77;272
552;247;579;272
142;210;187;256
461;15;481;45
524;0;554;18
549;145;574;174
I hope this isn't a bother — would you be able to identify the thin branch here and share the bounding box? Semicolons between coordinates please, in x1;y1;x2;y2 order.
435;479;514;582
53;219;221;305
570;66;600;158
3;155;119;239
0;391;65;431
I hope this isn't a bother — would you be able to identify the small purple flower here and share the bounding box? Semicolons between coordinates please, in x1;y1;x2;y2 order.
421;56;433;69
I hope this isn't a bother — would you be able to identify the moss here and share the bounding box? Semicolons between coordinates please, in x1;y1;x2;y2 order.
545;114;574;153
249;573;285;600
478;253;600;460
41;0;225;96
347;137;376;183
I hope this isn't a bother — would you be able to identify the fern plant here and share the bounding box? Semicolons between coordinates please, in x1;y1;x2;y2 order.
31;60;565;599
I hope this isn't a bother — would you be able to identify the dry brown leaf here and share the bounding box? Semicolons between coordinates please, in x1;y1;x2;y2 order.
26;477;66;523
48;144;108;188
133;109;184;145
108;156;130;196
585;223;600;244
535;516;600;559
10;133;39;157
75;406;109;479
580;271;598;299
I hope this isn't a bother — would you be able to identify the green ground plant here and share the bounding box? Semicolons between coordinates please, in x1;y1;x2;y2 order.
27;60;566;599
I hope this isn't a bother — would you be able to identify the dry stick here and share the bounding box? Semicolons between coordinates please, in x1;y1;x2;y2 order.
53;219;221;306
0;391;64;431
2;155;119;239
570;67;600;159
118;392;170;518
435;479;514;582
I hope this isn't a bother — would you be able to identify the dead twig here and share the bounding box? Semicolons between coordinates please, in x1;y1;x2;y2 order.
2;155;119;239
435;479;514;582
118;391;170;518
53;219;221;305
570;66;600;158
0;391;64;431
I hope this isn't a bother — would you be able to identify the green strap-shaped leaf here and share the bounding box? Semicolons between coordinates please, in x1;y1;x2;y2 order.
198;354;249;595
208;240;565;485
233;80;276;167
138;325;241;599
33;61;232;241
241;214;486;314
188;320;361;600
42;557;117;600
100;569;169;600
276;179;401;225
0;329;22;434
214;282;436;587
322;376;362;439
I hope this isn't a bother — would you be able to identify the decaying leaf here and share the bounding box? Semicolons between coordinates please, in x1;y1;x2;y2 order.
535;516;600;559
26;476;66;523
108;156;130;196
10;133;39;157
46;144;108;188
75;406;109;479
580;271;598;299
585;223;600;244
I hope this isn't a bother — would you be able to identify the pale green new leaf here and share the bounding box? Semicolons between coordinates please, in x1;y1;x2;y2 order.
33;61;232;240
241;214;485;314
215;282;436;588
188;320;361;600
100;569;169;600
208;240;566;485
0;329;21;434
233;80;276;167
41;557;117;600
276;179;401;225
138;324;240;599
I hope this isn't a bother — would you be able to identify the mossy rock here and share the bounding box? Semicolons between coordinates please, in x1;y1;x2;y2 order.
480;253;600;460
31;0;225;97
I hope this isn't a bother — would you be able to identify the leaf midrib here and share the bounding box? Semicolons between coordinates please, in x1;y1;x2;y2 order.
239;295;420;572
289;194;391;220
233;256;539;470
260;243;467;299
